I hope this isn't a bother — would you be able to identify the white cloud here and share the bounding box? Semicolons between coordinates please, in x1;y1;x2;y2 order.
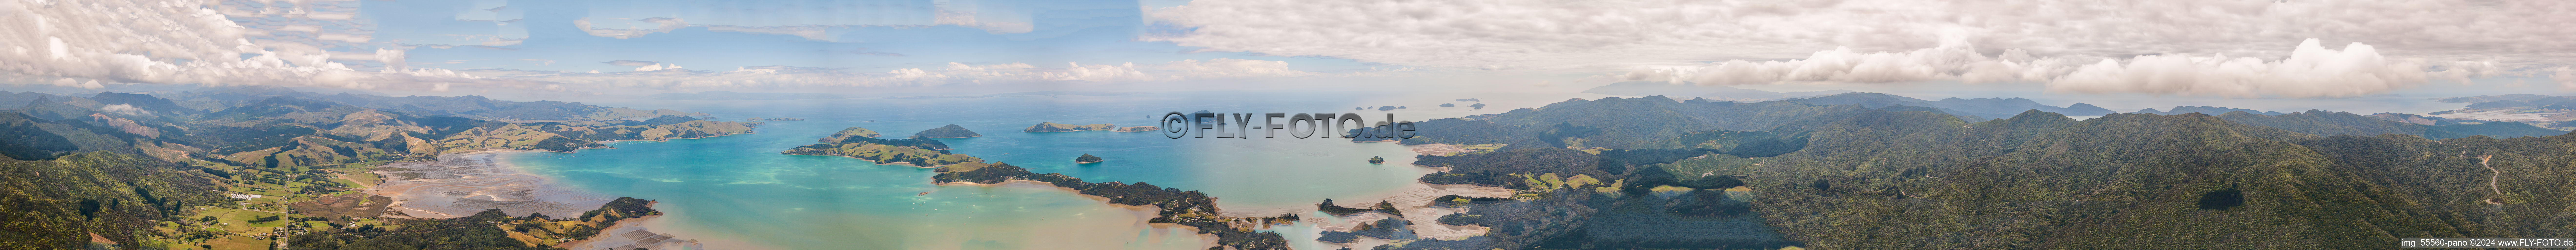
480;58;1324;90
573;17;688;39
2555;67;2576;91
603;60;660;66
1623;39;2495;98
1154;58;1312;79
0;0;512;92
1148;0;2576;73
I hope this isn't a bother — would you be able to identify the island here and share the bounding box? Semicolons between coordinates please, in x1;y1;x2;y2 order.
1439;103;1455;107
1368;156;1386;164
931;162;1291;250
747;117;804;121
1075;154;1103;164
816;127;882;142
914;124;983;138
1468;103;1487;109
1024;122;1117;132
784;127;983;167
1115;126;1161;132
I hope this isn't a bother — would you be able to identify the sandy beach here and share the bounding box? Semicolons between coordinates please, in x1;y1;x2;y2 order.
366;149;618;218
556;210;725;250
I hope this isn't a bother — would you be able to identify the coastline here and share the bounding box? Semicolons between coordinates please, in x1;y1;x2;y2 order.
937;179;1222;249
593;132;756;144
367;149;621;219
555;203;736;250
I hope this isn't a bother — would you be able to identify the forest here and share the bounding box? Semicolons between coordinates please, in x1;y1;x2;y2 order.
1344;95;2576;250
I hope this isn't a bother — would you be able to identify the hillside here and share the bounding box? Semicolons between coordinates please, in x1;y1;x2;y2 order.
0;89;739;250
1023;122;1116;132
914;124;983;138
1363;96;2576;250
784;127;981;167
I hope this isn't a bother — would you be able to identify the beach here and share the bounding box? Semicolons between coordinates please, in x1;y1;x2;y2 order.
367;150;619;218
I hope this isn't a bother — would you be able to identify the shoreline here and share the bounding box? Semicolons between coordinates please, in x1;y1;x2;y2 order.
936;179;1222;249
368;149;617;219
591;131;759;144
555;202;740;250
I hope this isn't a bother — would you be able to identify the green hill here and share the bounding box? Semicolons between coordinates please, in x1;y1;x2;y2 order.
914;124;982;138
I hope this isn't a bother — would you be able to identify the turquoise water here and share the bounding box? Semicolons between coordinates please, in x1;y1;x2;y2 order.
502;91;1611;249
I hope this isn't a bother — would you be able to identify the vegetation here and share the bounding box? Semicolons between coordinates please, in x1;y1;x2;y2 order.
930;162;1291;250
0;152;227;249
1368;95;2576;250
1024;122;1117;132
784;127;982;167
0;89;735;250
913;124;983;138
1074;154;1103;164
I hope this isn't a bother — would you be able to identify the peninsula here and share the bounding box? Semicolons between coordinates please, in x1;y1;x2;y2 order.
931;162;1290;250
785;127;983;167
1024;122;1117;132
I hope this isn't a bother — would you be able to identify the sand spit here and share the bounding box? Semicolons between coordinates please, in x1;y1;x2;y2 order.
366;150;617;219
558;213;714;250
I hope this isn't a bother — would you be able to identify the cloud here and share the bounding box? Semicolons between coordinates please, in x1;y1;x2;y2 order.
574;17;689;39
1623;39;2495;98
483;58;1324;90
1148;0;2576;73
0;0;506;91
603;60;661;66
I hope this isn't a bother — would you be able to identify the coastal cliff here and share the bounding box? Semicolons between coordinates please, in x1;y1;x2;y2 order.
1024;122;1117;132
785;127;983;167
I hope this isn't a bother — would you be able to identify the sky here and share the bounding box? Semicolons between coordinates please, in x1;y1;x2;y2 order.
1;0;2573;111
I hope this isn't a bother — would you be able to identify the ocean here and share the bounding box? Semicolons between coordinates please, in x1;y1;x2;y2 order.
499;91;1614;249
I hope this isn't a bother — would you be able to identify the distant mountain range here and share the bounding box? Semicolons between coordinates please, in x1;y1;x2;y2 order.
1582;81;1853;101
44;86;708;122
1780;92;2117;120
2429;94;2576;129
648;91;843;100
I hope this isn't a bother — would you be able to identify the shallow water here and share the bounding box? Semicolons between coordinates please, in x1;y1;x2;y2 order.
501;91;1613;249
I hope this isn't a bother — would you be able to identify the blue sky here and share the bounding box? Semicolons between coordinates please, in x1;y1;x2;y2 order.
2;0;2571;110
366;0;1376;76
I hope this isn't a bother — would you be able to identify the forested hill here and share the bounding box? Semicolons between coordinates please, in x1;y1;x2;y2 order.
1370;96;2576;250
1383;94;2564;148
0;90;754;163
0;88;743;249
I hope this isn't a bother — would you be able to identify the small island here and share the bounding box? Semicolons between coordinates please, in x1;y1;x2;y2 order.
1439;103;1455;107
1469;103;1487;109
1115;126;1161;132
1368;156;1386;164
816;127;882;142
746;117;804;121
784;126;983;167
914;124;983;138
1025;122;1117;132
1075;154;1103;164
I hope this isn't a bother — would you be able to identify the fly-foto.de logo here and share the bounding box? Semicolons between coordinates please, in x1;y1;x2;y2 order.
1159;112;1417;139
